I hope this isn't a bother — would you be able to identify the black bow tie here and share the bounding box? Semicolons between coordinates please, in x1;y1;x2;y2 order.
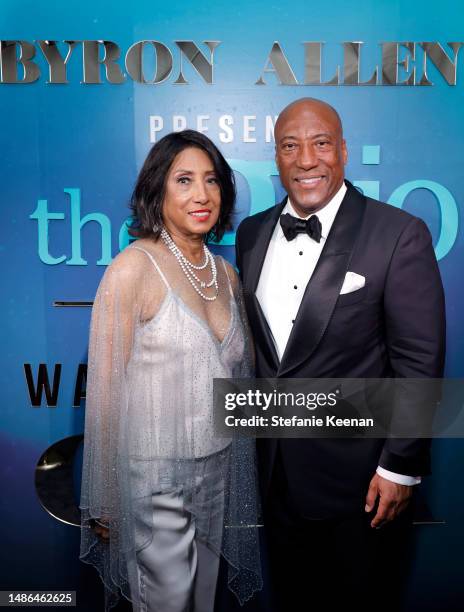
279;213;322;243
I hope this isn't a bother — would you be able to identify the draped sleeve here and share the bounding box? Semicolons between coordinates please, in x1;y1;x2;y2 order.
227;260;255;377
79;249;154;610
219;259;263;603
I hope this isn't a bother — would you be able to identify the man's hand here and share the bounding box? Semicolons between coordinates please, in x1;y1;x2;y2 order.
365;473;412;528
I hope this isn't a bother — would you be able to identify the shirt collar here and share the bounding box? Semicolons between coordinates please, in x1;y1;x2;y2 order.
280;181;347;240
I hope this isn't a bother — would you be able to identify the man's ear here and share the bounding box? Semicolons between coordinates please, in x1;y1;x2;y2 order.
342;139;348;165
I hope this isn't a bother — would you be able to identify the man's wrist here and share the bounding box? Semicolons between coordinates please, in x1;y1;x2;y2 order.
376;466;421;486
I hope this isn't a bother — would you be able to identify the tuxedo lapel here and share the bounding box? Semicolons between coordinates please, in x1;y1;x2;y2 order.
242;199;287;293
278;183;367;377
246;294;280;370
242;199;287;373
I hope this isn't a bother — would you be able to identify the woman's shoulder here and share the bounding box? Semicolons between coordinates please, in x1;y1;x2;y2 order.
103;240;161;285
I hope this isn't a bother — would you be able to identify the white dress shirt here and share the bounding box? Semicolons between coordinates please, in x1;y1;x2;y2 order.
255;182;420;486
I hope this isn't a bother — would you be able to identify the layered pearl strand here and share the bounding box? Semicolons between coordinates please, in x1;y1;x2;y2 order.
160;228;219;301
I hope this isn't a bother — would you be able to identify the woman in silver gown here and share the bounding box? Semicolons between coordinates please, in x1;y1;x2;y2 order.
79;130;261;611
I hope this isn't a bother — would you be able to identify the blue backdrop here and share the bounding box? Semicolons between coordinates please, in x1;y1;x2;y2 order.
1;1;463;609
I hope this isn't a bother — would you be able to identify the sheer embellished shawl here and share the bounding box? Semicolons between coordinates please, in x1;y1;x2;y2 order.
79;240;261;609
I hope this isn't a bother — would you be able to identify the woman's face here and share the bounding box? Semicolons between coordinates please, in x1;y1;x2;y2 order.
162;146;221;239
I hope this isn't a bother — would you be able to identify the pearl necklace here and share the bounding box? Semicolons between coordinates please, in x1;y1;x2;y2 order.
161;228;219;301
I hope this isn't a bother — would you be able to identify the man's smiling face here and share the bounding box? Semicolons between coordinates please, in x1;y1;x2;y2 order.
275;99;348;217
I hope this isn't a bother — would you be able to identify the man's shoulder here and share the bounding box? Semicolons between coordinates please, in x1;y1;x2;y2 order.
237;202;283;233
363;194;427;234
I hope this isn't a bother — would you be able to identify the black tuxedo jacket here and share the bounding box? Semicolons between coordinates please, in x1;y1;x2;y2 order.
235;181;446;518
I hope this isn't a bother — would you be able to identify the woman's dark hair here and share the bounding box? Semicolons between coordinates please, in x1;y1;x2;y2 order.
129;130;236;242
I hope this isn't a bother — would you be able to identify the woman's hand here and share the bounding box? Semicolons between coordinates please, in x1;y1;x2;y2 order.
92;518;110;540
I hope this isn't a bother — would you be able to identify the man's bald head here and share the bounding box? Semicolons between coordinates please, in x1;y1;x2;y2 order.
274;98;343;142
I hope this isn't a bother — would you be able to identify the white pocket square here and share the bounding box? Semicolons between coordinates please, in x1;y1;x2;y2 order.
340;271;365;295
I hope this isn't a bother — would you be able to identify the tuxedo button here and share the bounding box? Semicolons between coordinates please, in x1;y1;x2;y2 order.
294;285;298;289
299;251;303;256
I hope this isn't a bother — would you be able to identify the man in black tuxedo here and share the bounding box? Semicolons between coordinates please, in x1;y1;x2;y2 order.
235;98;445;611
